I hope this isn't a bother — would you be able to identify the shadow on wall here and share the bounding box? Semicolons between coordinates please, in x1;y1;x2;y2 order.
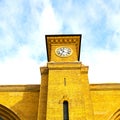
3;85;40;120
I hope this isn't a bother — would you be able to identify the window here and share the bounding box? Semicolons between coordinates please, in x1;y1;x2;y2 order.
63;101;69;120
0;104;20;120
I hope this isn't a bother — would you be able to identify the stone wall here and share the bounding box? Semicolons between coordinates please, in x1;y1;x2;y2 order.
90;84;120;120
0;85;40;120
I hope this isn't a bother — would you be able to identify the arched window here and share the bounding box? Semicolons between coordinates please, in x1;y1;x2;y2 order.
63;101;69;120
110;109;120;120
0;104;20;120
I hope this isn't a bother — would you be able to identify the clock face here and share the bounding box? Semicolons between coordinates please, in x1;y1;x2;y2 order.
55;47;72;57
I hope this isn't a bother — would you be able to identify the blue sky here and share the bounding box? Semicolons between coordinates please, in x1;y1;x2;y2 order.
0;0;120;84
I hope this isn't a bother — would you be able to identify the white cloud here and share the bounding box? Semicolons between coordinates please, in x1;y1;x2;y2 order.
0;0;120;84
38;1;62;34
82;49;120;83
0;46;43;84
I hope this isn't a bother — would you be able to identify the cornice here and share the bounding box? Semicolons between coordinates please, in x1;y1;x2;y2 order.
0;84;120;92
0;85;40;92
90;83;120;91
40;67;48;75
47;36;80;44
47;61;84;70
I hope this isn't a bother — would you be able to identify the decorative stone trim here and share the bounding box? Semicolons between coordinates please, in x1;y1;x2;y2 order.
0;104;21;120
81;66;89;74
109;109;120;120
59;95;71;104
47;36;79;44
0;85;40;92
90;83;120;91
40;67;48;75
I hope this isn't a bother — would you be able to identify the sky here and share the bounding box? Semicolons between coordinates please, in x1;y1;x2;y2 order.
0;0;120;84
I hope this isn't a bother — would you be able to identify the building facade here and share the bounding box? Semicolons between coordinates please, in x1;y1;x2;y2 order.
0;35;120;120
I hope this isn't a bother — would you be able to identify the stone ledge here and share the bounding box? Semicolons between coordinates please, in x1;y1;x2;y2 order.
1;83;120;92
0;84;40;92
90;83;120;91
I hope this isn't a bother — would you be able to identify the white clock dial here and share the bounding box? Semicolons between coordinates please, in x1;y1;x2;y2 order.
55;47;72;57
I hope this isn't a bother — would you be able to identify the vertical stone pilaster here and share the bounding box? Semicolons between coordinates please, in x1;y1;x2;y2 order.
37;67;48;120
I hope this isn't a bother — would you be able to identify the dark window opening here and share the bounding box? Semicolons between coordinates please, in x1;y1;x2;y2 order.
64;78;66;86
63;101;69;120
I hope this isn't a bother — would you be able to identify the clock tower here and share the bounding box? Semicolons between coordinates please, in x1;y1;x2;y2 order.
37;35;94;120
46;35;81;62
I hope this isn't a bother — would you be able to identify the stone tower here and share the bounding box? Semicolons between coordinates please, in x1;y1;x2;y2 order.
37;35;94;120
